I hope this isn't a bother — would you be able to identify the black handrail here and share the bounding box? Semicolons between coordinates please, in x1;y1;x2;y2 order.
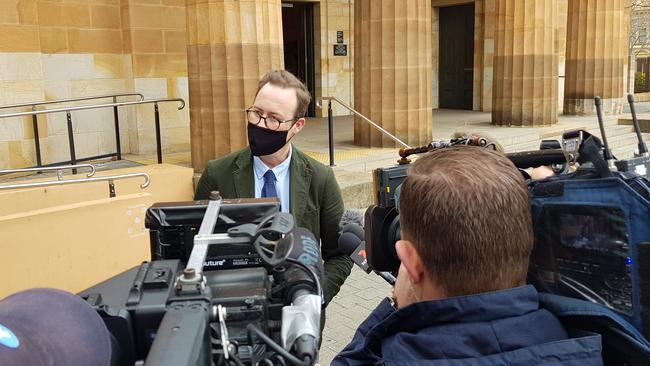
0;98;185;170
318;96;410;166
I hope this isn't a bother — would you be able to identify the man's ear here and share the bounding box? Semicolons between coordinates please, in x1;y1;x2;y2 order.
396;240;425;284
292;118;305;133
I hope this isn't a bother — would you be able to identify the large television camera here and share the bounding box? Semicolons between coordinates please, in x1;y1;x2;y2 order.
360;128;650;364
80;197;322;366
363;135;569;272
362;118;650;343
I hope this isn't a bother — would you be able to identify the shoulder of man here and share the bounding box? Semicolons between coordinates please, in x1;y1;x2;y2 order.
205;147;251;172
292;146;333;181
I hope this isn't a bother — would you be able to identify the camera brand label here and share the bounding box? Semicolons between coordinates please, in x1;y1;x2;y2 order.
205;259;226;267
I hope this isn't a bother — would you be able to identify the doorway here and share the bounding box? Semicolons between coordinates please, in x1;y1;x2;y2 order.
439;4;475;110
282;2;316;117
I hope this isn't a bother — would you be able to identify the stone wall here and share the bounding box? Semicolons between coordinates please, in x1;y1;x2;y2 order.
122;0;189;155
315;0;354;117
0;0;189;170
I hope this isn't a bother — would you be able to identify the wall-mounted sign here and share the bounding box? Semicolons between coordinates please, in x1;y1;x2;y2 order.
333;44;347;56
337;31;344;44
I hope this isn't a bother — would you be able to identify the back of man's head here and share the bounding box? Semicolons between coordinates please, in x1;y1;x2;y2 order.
399;146;533;297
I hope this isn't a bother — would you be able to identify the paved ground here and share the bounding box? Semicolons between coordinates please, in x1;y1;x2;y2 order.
319;266;393;365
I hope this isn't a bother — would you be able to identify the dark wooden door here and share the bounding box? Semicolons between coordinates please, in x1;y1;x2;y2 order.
282;2;316;116
439;4;475;110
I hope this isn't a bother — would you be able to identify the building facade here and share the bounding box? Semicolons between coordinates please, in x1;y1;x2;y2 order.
0;0;631;171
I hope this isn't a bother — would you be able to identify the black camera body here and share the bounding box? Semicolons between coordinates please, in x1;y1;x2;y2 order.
364;165;407;272
80;198;321;366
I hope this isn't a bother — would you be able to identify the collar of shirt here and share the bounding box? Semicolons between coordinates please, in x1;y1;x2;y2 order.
253;145;292;182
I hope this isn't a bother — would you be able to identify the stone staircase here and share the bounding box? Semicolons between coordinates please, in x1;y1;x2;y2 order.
504;118;650;160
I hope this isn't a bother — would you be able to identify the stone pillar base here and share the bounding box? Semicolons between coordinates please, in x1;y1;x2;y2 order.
563;98;624;116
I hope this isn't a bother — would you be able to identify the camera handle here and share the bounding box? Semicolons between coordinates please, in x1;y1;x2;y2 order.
227;212;296;266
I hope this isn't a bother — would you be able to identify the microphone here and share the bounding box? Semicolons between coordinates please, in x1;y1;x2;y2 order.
281;227;322;364
506;149;567;169
339;230;371;273
286;227;324;289
338;223;396;286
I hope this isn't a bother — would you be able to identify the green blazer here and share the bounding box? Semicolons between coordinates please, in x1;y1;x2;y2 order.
194;146;352;305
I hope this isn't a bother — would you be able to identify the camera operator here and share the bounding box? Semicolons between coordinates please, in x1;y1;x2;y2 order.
332;147;602;365
194;70;352;308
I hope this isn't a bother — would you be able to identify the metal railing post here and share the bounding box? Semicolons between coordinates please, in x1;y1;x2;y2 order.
112;96;122;160
328;100;335;166
66;111;77;174
154;102;163;164
31;105;42;167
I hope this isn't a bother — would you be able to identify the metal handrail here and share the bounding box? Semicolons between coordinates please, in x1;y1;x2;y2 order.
320;96;411;149
0;98;185;118
0;98;185;166
0;172;151;194
0;164;96;178
0;93;144;111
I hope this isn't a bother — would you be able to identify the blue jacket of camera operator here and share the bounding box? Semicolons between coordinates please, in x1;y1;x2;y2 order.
332;285;602;365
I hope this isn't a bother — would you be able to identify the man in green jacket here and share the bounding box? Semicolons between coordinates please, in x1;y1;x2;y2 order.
194;70;352;307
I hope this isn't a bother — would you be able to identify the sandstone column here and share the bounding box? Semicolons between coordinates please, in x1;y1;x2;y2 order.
563;0;629;115
492;0;559;126
354;0;432;148
186;0;284;172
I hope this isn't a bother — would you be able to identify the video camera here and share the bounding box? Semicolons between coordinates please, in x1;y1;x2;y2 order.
361;96;650;349
362;135;568;272
80;197;322;366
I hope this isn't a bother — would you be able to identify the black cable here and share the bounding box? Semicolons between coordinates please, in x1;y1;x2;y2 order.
259;359;274;366
246;324;311;366
228;349;245;366
275;355;288;366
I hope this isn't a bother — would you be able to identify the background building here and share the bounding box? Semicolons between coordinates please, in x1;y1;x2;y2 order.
0;0;634;172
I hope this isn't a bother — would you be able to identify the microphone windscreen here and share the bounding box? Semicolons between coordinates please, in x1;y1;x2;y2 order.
341;223;365;241
340;208;364;229
288;227;324;283
338;231;363;257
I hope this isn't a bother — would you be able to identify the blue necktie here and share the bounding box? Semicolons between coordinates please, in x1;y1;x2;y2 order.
261;170;277;198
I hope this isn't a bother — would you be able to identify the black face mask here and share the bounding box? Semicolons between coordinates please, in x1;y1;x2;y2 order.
247;123;290;156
